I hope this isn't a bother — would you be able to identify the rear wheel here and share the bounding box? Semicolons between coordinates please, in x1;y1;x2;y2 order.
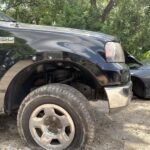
17;84;95;150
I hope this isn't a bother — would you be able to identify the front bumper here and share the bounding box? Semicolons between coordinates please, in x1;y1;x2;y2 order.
105;81;132;113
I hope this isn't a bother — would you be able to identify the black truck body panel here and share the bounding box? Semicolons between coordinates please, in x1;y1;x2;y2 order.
0;13;132;114
0;12;133;150
0;23;129;86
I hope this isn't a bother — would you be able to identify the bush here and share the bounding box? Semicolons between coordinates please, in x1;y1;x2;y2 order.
141;51;150;60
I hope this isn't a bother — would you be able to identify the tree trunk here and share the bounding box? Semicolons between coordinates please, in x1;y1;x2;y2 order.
90;0;97;8
101;0;117;22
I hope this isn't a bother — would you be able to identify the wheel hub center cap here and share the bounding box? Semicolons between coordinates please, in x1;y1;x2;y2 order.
44;116;62;133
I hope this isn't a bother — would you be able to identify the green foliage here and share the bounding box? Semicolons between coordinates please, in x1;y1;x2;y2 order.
0;0;150;59
141;50;150;60
102;0;150;59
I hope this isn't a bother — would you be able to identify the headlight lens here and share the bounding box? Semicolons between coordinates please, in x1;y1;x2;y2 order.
105;42;125;63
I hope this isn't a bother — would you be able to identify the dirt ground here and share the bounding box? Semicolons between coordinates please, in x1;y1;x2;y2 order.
0;99;150;150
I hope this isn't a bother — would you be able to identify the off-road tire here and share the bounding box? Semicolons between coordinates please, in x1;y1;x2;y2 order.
17;84;95;150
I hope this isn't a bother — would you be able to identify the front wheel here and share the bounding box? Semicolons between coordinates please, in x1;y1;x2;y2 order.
17;84;95;150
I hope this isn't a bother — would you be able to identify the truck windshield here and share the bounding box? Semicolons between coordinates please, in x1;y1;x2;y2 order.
0;12;15;22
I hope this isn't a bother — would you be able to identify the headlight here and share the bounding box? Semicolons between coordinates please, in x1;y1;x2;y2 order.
105;42;125;63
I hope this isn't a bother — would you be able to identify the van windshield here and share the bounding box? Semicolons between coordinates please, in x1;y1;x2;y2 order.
0;12;16;22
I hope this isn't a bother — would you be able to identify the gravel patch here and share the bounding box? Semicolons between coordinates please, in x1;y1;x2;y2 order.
0;99;150;150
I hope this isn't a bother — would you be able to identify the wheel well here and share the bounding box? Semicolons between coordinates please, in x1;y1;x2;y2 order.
4;60;102;114
131;76;146;98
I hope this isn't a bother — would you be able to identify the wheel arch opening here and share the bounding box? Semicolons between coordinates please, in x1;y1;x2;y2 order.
4;60;101;114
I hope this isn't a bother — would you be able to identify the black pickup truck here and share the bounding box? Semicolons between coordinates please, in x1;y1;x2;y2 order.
0;12;132;150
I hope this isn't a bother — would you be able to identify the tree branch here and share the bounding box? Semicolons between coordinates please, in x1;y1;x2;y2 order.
90;0;97;8
101;0;117;22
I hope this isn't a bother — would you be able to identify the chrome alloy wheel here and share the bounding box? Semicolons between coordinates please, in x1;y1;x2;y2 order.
29;104;75;150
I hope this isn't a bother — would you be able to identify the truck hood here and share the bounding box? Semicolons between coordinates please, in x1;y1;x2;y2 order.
130;61;150;79
140;61;150;70
0;21;118;44
0;21;119;66
21;23;117;42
